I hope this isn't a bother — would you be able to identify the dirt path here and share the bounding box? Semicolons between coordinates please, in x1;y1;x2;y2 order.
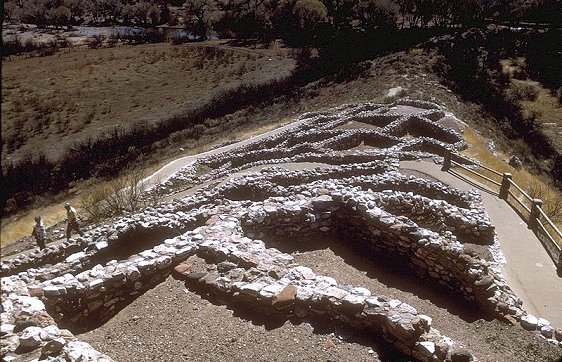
401;160;562;328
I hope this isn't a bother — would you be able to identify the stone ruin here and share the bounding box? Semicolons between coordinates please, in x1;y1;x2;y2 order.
2;98;561;361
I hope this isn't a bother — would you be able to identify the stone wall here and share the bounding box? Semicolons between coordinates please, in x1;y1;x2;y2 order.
2;98;560;361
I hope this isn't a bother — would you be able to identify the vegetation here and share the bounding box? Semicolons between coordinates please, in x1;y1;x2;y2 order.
430;28;561;183
2;0;561;239
1;42;294;215
80;168;161;221
4;0;561;43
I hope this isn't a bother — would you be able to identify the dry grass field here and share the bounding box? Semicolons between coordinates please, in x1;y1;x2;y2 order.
1;41;295;164
500;58;562;151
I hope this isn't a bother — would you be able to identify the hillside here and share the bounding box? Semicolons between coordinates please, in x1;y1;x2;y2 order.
2;99;562;362
1;41;295;165
1;28;562;362
2;37;561;246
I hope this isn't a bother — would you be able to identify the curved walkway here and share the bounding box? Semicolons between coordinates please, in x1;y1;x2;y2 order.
401;160;562;328
142;117;309;187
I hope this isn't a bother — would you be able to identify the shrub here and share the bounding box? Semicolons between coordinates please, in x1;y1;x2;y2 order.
527;180;562;223
512;68;528;80
80;168;161;221
509;82;539;102
87;35;105;49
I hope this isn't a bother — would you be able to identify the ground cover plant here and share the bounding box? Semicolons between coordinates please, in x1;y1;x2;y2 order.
1;41;294;163
1;41;295;214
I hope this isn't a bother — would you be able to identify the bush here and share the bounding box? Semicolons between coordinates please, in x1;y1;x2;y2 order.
2;37;58;57
527;180;562;223
512;68;528;80
509;82;539;102
87;35;105;49
80;168;161;221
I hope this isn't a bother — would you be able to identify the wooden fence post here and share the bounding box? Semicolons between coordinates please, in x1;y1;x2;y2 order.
528;199;543;231
499;173;512;200
441;150;452;171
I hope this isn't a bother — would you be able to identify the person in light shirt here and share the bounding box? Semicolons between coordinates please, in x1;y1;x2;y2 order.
65;203;84;241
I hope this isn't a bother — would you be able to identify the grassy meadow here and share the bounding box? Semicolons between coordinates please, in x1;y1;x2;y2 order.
1;41;295;164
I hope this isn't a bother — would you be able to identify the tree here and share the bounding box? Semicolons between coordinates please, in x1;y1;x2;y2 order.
3;0;18;21
321;0;354;30
214;0;277;40
184;0;215;39
48;6;72;28
353;0;398;33
18;0;49;27
294;0;327;28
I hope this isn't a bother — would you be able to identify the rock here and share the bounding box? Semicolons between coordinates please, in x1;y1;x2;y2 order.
63;341;112;362
294;266;315;280
19;326;45;349
418;315;432;331
416;341;435;358
435;341;450;360
44;285;66;296
172;263;192;280
521;314;538;331
554;328;562;342
41;337;66;356
0;334;19;355
238;282;264;296
186;272;207;280
272;285;297;305
540;325;554;339
65;252;86;263
509;155;523;170
323;339;336;349
0;323;15;335
217;261;237;273
13;319;38;333
451;348;473;362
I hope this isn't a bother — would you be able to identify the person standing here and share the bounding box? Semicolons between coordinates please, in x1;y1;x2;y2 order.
65;202;84;241
31;216;47;250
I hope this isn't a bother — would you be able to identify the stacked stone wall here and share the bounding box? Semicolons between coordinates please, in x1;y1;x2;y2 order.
3;98;560;361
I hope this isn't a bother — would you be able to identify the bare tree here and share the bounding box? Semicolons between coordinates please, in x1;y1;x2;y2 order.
80;168;162;222
184;0;215;40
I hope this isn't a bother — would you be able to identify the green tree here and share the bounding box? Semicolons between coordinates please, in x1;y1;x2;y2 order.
320;0;354;30
215;0;277;40
48;6;72;28
3;0;18;20
18;0;49;27
294;0;327;28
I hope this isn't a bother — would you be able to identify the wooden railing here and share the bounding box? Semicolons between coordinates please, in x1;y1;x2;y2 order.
442;151;562;271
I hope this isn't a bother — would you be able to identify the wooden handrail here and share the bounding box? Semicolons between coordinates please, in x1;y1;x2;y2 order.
536;220;562;258
451;160;502;186
475;162;503;177
508;178;533;203
538;207;562;240
507;190;532;214
444;150;561;269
